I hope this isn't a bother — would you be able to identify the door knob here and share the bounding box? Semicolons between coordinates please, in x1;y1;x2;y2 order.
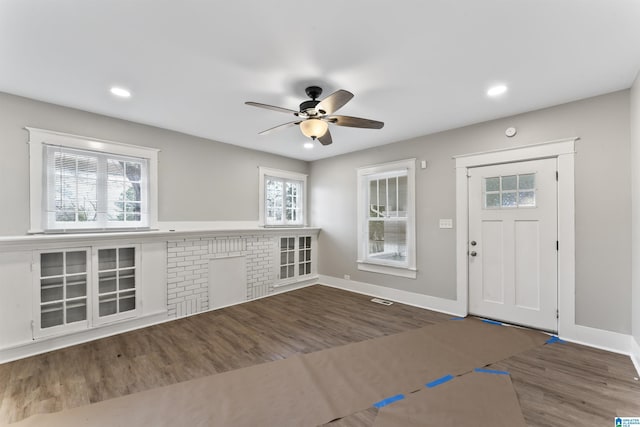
470;241;477;246
470;251;477;257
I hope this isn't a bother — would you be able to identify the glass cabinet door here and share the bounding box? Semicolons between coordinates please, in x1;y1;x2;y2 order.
97;247;137;321
39;250;88;330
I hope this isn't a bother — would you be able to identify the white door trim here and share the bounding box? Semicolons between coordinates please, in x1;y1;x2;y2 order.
454;138;578;338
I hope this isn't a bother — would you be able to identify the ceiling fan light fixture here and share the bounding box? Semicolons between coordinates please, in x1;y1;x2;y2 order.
300;119;328;140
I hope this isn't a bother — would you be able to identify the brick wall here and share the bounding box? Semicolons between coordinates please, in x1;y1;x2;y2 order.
166;235;275;317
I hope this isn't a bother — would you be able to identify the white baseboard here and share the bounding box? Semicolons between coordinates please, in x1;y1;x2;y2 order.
317;275;636;360
559;323;632;356
317;274;466;317
0;311;169;364
631;337;640;377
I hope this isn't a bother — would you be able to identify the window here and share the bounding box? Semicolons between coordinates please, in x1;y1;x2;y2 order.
277;235;314;282
28;128;158;233
259;167;307;226
357;159;416;278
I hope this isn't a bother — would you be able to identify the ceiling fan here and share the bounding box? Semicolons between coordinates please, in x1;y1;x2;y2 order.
245;86;384;146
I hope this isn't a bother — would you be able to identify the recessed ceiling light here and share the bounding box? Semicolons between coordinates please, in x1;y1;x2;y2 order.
304;142;314;149
487;85;507;97
110;86;131;98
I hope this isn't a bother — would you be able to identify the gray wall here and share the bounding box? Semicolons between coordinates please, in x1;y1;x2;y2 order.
311;90;631;335
631;73;640;346
0;92;309;236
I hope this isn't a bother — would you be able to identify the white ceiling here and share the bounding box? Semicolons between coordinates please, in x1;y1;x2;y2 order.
1;1;639;161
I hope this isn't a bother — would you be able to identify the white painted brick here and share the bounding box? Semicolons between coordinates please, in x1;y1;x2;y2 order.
171;256;186;263
185;255;200;261
177;260;193;267
177;290;194;297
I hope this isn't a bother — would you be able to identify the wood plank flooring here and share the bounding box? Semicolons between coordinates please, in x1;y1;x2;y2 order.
1;284;639;426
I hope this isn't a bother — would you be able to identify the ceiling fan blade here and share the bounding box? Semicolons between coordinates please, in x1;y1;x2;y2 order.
245;101;299;115
327;115;384;129
316;90;354;115
258;121;300;135
318;128;333;146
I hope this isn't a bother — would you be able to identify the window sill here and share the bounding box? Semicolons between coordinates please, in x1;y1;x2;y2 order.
357;261;417;279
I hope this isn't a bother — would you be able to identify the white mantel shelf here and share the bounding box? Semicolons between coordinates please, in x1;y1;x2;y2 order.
0;225;321;252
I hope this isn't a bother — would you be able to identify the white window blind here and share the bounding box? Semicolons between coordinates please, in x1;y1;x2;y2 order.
44;144;149;231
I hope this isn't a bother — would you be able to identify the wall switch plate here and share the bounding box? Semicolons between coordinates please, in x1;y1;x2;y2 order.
420;160;427;169
439;219;453;229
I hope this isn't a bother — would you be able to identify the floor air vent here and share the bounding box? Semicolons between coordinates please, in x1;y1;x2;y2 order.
371;298;393;306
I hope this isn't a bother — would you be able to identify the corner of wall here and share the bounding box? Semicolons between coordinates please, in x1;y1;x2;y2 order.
631;69;640;373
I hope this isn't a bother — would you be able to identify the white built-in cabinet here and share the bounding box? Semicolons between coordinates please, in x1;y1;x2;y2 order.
34;245;140;338
277;235;314;283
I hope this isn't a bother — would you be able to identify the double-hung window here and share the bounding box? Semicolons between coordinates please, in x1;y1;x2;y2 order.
28;128;158;233
259;167;307;227
357;159;416;278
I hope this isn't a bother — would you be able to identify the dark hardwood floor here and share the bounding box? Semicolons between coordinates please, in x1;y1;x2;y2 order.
1;285;638;426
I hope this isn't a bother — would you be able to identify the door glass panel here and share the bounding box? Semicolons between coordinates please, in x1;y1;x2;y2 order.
119;291;136;312
41;277;64;302
501;192;517;207
99;271;117;293
99;295;117;317
41;302;64;328
66;251;86;274
66;275;87;298
119;248;135;268
66;299;87;323
41;252;63;277
518;174;535;190
518;191;536;207
501;175;517;191
98;249;117;270
485;193;500;208
485;177;500;192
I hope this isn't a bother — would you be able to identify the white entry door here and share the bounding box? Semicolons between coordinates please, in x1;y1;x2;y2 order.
468;158;558;332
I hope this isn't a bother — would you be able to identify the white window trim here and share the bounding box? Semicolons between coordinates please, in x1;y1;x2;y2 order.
27;127;159;234
357;158;417;279
258;166;308;227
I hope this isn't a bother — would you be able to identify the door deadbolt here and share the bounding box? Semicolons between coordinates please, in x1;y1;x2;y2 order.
470;251;477;257
470;241;477;246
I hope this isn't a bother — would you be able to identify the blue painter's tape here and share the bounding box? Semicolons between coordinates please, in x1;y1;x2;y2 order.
474;368;510;375
373;394;405;408
482;319;503;326
450;317;465;321
426;374;454;388
545;335;566;344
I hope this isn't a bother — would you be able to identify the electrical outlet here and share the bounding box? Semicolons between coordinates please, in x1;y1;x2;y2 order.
344;274;351;280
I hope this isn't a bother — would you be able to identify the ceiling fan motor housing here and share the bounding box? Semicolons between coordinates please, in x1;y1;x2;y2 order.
300;99;321;115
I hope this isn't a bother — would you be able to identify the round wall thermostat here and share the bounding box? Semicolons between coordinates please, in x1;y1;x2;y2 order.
505;127;517;137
